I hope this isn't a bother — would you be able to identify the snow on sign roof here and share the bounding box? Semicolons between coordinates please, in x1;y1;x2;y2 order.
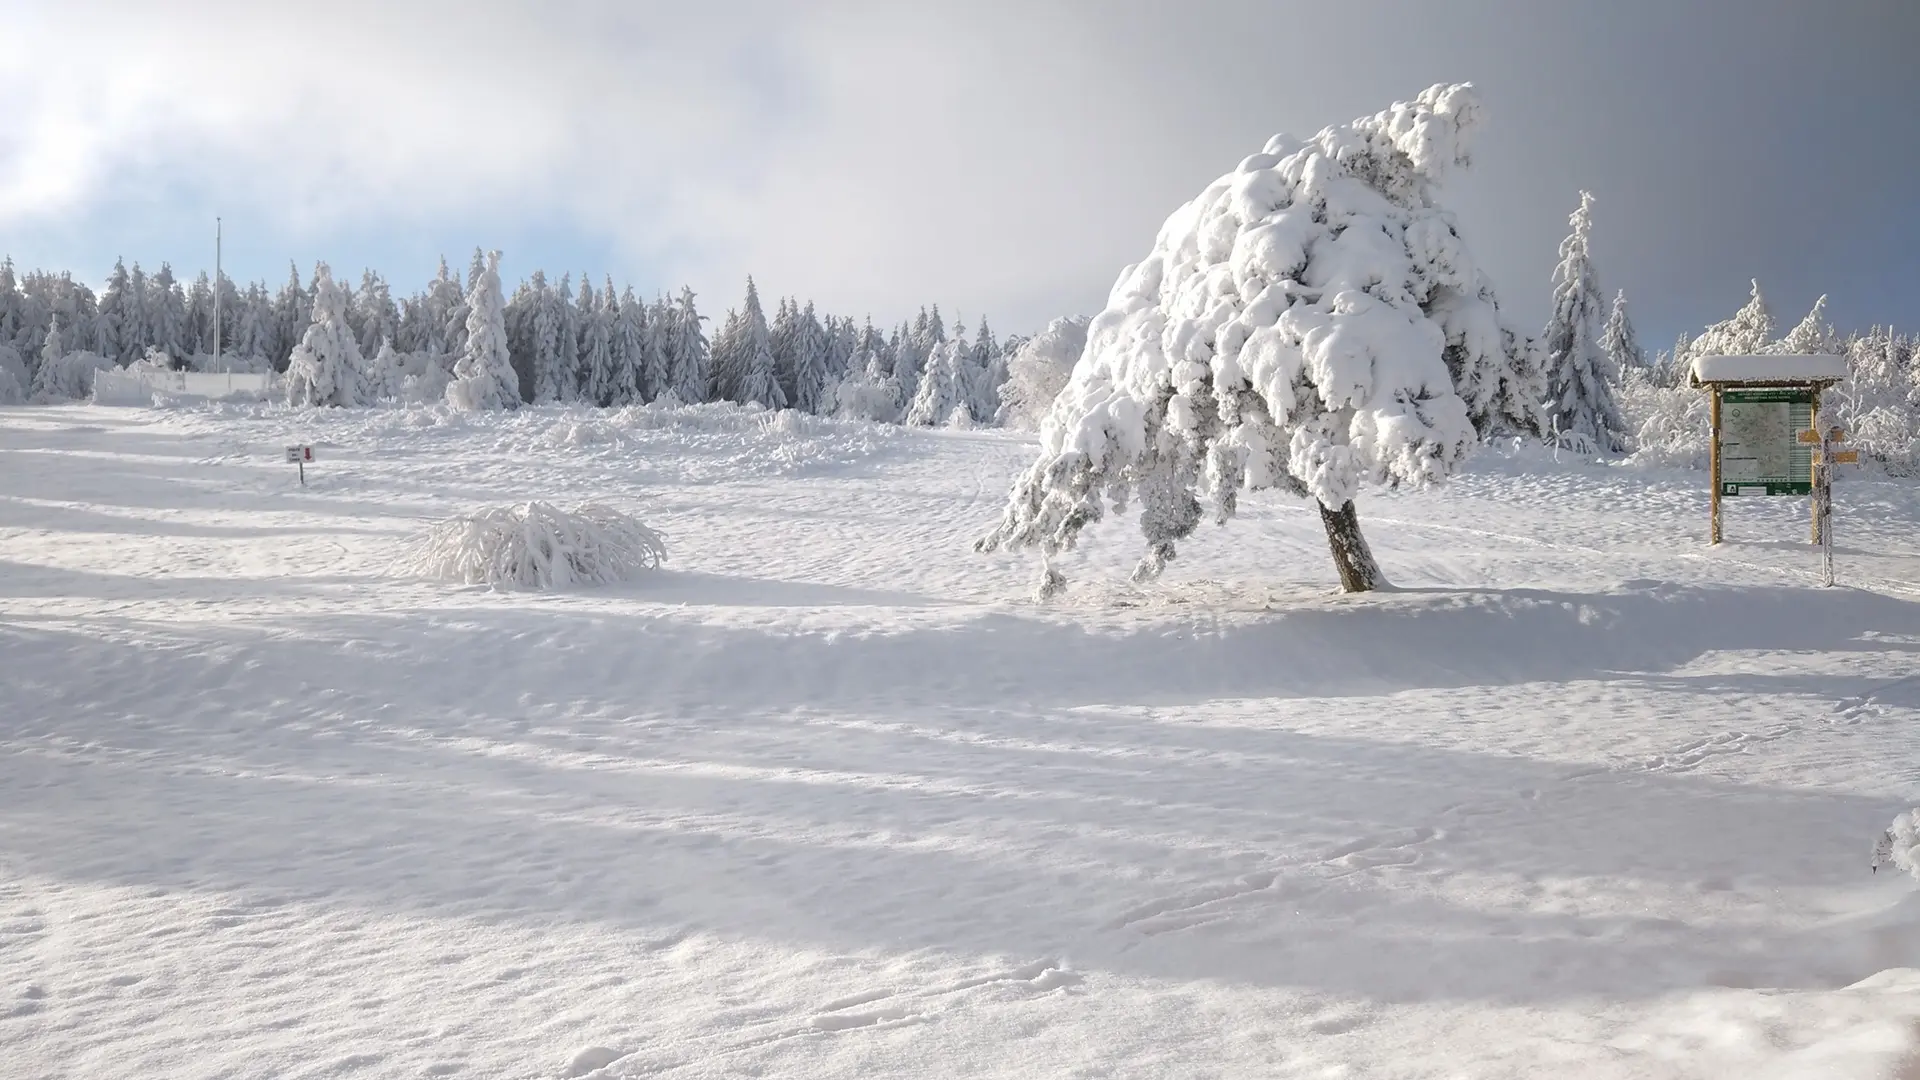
1692;353;1850;384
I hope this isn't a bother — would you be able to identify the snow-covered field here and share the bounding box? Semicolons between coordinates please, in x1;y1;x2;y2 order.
5;401;1920;1079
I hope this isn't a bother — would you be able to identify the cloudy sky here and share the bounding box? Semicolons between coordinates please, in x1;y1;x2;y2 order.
2;0;1914;347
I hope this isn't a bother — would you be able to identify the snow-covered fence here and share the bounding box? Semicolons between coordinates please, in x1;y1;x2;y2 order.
93;368;274;407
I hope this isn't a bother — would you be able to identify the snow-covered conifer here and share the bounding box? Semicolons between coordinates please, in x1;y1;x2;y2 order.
577;276;615;406
718;279;783;408
995;315;1089;429
285;263;367;407
31;316;64;400
979;84;1517;594
1690;280;1775;359
95;259;135;365
1600;289;1644;376
271;262;308;371
364;338;409;401
147;263;188;362
353;271;398;359
446;251;519;411
788;301;832;414
665;287;709;404
1776;295;1839;356
1541;192;1627;452
185;272;214;357
905;339;976;426
618;287;661;404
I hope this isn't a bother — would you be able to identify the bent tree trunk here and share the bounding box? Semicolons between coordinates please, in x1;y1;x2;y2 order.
1317;499;1385;593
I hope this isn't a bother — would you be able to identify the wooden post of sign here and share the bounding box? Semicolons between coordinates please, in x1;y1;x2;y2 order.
1809;390;1823;545
1708;388;1723;545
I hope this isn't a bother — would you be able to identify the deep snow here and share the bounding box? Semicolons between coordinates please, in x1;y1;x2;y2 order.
4;401;1920;1079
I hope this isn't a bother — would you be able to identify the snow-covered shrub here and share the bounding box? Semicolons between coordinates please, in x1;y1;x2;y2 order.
399;501;667;590
1873;810;1920;880
995;315;1089;430
34;351;117;401
830;364;902;424
1618;376;1710;469
0;345;27;405
399;363;453;405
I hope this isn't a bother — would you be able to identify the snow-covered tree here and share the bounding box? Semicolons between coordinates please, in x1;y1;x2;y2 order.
1689;279;1775;360
446;251;519;411
1599;289;1643;377
29;315;114;401
147;263;187;363
788;301;832;414
996;315;1089;429
31;315;64;400
1776;294;1840;356
271;262;308;371
714;278;783;408
285;263;367;407
577;276;616;406
231;285;274;371
365;338;407;401
0;344;25;405
905;339;976;426
430;256;468;365
979;83;1519;594
617;287;661;404
530;274;580;404
95;259;135;365
663;287;709;404
352;270;398;359
185;271;215;357
1541;192;1627;452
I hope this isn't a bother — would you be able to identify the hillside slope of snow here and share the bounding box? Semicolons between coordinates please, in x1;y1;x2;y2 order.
4;402;1920;1079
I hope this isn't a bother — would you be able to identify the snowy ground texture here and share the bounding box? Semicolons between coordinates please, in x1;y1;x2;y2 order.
6;400;1920;1080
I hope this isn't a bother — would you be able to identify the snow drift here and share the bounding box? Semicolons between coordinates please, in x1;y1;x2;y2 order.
398;501;667;589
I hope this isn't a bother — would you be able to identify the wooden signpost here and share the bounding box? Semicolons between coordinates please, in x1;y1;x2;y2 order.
1691;353;1850;558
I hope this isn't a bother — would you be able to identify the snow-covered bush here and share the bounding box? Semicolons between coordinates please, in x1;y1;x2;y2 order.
34;350;117;401
829;360;902;424
398;501;667;590
1618;375;1710;469
1873;810;1920;880
979;83;1532;594
995;315;1089;430
0;345;27;405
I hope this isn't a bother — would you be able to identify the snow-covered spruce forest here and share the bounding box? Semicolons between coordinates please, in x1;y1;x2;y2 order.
0;252;1042;431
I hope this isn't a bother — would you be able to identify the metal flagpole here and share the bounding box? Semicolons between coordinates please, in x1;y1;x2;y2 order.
214;218;223;373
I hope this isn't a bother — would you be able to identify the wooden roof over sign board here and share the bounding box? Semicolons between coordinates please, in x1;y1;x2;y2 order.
1691;353;1850;387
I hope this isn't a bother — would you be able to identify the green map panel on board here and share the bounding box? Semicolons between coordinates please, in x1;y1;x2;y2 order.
1718;388;1814;496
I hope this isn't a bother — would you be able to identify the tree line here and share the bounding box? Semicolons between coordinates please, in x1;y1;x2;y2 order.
0;251;1026;425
